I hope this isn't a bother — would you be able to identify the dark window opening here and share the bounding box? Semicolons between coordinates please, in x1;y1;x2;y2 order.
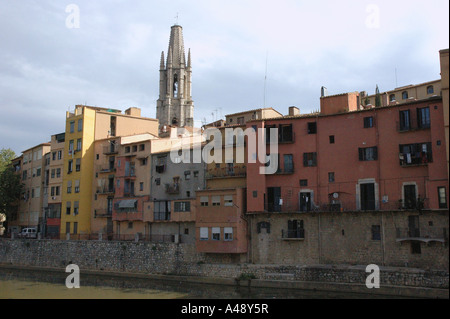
364;116;374;128
307;122;317;134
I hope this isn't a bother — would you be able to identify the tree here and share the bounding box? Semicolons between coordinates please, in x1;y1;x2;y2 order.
0;148;23;226
0;148;16;173
375;85;381;107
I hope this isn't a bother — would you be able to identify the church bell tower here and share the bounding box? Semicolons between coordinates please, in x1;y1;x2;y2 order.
156;25;194;130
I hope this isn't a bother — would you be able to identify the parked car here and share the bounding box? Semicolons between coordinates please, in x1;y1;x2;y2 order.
17;228;37;239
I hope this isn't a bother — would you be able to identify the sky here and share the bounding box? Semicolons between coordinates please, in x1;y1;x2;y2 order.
0;0;449;155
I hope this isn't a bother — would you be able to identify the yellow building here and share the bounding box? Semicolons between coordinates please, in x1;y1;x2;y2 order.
60;105;159;238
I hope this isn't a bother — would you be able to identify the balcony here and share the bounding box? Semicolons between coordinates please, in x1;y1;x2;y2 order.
396;121;431;133
103;145;118;155
396;227;448;244
97;186;115;195
165;183;180;194
281;228;305;240
112;211;144;222
206;166;246;179
97;165;116;174
94;209;112;218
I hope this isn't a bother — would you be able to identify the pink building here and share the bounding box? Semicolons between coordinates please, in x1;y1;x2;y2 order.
247;95;448;214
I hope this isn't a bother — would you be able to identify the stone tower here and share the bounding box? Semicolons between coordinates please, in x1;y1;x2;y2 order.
156;24;194;130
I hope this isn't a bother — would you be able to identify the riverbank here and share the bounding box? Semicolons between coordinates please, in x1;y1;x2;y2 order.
1;239;448;299
1;263;447;299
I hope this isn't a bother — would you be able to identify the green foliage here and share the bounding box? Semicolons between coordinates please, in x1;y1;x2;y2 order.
0;148;23;221
237;273;257;280
0;148;16;173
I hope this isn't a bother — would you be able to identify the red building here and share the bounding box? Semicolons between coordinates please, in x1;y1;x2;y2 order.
247;94;448;214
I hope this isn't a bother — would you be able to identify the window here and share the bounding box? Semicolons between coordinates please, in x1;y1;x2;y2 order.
358;147;378;161
402;91;408;100
140;182;144;191
125;146;130;153
307;122;317;134
286;220;304;239
399;110;410;131
438;187;447;209
329;135;335;144
69;140;74;153
155;156;166;173
328;172;335;183
399;143;432;166
184;171;191;180
77;139;82;151
174;201;191;212
36;167;41;177
371;225;381;240
237;117;245;125
194;171;199;178
364;116;374;128
212;196;221;206
265;125;277;143
427;85;434;94
155;178;161;186
58;150;62;160
128;222;133;229
69;121;75;133
253;191;257;198
74;180;80;193
411;242;421;254
300;179;308;187
78;119;83;132
66;202;71;215
68;160;73;173
200;227;208;241
283;154;294;173
200;196;209;206
224;227;233;241
56;168;61;178
212;227;220;241
66;222;70;234
303;152;317;167
279;124;293;142
132;145;137;152
74;201;79;215
417;107;430;129
389;94;396;102
67;180;72;194
76;158;81;172
52;152;56;161
224;195;233;207
139;144;145;151
154;201;171;221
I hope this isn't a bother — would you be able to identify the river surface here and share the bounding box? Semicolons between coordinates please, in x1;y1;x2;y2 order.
0;267;403;299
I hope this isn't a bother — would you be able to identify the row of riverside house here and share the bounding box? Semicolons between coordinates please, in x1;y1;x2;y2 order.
6;47;449;269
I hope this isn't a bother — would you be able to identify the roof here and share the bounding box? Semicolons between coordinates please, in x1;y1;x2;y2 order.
225;107;283;118
249;95;442;123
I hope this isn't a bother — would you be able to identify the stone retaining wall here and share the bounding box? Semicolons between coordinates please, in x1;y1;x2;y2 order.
0;239;448;291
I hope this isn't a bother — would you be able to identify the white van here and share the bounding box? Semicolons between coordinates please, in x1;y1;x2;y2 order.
18;228;37;239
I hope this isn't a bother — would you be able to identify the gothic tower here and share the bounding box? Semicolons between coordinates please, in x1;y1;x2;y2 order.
156;25;194;130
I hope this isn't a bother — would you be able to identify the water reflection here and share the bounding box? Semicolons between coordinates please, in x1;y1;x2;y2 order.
0;267;402;299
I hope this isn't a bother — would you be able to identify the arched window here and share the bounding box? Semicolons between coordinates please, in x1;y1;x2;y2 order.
402;91;408;100
173;74;178;98
427;85;434;94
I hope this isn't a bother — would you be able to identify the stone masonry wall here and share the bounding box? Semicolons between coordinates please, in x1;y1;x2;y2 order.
0;239;448;289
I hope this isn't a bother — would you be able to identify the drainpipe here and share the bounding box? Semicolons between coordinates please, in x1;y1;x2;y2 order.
381;211;386;266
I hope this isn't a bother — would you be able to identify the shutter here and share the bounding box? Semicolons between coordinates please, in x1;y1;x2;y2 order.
358;148;364;161
303;153;308;166
373;147;378;160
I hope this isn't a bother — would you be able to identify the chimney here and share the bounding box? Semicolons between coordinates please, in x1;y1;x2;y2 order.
289;106;300;116
125;107;141;117
321;86;328;97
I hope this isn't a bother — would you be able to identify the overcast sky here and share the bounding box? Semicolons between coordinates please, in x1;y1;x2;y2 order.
0;0;449;155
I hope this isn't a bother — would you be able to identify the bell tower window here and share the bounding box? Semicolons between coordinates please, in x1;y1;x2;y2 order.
173;74;178;98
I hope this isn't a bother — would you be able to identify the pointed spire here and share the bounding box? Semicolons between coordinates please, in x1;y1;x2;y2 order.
160;51;165;70
187;48;191;68
167;47;173;67
166;25;185;68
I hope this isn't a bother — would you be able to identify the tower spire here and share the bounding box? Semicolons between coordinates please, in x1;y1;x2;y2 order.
160;51;165;70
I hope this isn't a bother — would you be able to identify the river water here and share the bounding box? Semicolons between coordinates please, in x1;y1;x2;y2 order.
0;267;403;299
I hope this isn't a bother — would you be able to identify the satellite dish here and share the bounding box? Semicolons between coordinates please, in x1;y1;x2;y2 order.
333;193;339;199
